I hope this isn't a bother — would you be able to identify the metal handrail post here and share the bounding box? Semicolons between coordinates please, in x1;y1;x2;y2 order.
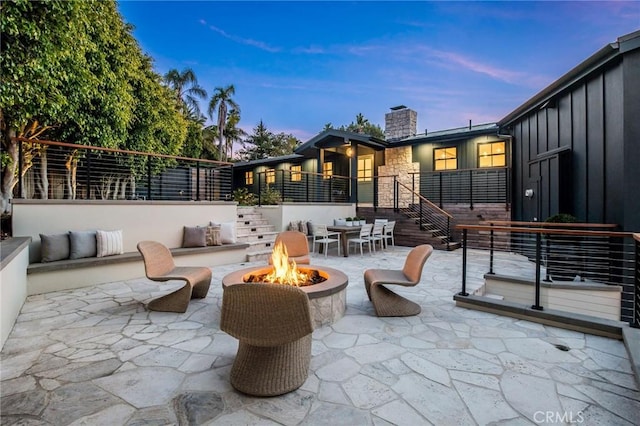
439;172;443;208
280;169;285;201
489;225;494;274
17;140;23;198
258;173;262;206
532;233;544;310
469;169;474;210
195;161;201;201
85;150;91;200
446;217;451;250
634;237;640;328
459;229;469;296
146;155;152;200
394;176;398;211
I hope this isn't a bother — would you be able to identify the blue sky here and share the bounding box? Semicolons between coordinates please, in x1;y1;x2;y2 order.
118;1;639;141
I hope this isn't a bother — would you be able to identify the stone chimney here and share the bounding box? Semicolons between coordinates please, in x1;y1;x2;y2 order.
384;105;417;141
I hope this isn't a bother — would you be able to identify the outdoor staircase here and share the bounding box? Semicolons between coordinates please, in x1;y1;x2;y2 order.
236;207;278;262
357;207;461;250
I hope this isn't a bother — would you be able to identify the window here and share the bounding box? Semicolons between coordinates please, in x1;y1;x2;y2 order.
244;171;253;185
290;165;302;182
434;147;457;170
323;162;333;179
357;155;373;182
478;141;506;167
266;168;275;184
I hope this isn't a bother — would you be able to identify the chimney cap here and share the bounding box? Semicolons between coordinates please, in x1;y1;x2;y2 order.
390;105;407;111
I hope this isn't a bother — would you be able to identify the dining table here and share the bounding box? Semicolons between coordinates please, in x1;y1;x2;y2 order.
327;225;362;257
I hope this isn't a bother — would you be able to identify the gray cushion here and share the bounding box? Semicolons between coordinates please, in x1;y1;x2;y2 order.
183;226;207;248
40;233;70;263
69;230;97;259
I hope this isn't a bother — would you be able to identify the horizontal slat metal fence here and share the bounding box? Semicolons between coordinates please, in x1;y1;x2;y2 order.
10;138;233;201
255;170;352;205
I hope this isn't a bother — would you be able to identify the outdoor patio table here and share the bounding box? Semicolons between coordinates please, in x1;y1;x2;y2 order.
327;225;362;257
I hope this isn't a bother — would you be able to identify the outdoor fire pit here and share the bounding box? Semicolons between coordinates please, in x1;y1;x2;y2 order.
222;242;348;327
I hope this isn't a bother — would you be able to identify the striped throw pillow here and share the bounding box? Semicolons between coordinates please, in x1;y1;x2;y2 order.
96;230;124;257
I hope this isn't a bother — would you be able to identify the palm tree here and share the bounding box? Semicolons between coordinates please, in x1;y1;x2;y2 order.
163;68;207;116
223;109;247;160
208;84;239;162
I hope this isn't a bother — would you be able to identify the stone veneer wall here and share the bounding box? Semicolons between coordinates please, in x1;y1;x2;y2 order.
377;146;419;208
384;108;417;141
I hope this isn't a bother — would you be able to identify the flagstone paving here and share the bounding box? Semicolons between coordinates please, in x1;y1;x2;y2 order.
1;247;638;425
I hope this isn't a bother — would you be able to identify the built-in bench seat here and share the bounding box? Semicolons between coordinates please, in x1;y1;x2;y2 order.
27;243;249;274
26;243;250;295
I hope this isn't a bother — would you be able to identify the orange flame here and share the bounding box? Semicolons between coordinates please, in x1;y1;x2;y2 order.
264;241;309;286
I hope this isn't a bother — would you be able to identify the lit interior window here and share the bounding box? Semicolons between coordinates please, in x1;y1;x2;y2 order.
478;142;506;167
323;162;333;179
434;147;457;171
266;168;275;184
291;165;302;182
245;171;253;185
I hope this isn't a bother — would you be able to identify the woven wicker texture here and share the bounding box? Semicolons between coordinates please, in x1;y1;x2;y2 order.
364;244;433;317
137;241;212;313
269;231;310;265
221;283;313;396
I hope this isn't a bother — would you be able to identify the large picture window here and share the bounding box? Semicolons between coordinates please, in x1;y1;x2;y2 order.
245;171;253;185
434;147;457;170
291;165;302;182
323;162;333;179
478;141;506;167
266;168;275;184
357;155;373;182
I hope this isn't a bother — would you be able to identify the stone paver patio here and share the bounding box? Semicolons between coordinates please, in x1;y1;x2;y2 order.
1;247;639;425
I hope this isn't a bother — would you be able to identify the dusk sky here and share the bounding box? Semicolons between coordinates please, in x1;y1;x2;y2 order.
118;1;640;141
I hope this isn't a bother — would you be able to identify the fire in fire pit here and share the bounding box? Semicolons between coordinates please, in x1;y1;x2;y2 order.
244;241;326;286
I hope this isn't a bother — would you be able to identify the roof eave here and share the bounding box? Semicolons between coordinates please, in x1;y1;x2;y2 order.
498;42;620;127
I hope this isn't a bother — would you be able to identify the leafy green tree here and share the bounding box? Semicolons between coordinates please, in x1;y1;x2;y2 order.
237;121;300;161
208;84;239;162
321;113;384;139
0;0;188;207
163;68;207;117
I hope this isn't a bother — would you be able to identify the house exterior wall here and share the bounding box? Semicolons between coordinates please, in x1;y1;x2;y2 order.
508;45;640;231
377;146;419;208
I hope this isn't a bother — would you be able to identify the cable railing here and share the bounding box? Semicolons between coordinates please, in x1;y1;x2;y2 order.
8;138;233;202
456;223;638;326
254;169;352;205
396;181;453;248
411;167;510;210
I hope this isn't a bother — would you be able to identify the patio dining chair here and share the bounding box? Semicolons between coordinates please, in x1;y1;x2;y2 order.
364;244;433;317
382;221;396;249
312;224;340;257
366;222;385;252
137;241;212;313
347;223;373;256
269;230;310;264
221;283;314;396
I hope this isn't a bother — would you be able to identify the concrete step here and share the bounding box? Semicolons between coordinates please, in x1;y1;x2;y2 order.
236;213;263;221
246;240;276;251
237;224;276;234
236;232;278;242
236;218;269;226
246;249;272;262
237;207;256;215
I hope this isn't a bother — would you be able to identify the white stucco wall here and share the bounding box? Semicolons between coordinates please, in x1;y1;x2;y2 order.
12;200;238;263
1;240;29;350
256;203;356;232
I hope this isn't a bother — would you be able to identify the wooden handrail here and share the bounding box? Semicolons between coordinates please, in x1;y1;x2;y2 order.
480;220;618;229
456;224;633;238
408;166;509;174
634;233;640;243
396;181;453;219
11;137;233;166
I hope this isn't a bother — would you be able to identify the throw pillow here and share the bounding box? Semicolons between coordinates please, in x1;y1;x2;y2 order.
96;230;124;257
69;230;97;259
206;225;222;246
298;221;308;235
288;220;300;231
307;221;315;236
40;233;70;263
183;226;207;248
219;221;236;244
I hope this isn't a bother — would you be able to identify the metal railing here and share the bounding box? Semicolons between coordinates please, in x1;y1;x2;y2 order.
397;180;453;248
254;169;352;205
411;166;510;210
8;138;233;201
457;223;638;326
